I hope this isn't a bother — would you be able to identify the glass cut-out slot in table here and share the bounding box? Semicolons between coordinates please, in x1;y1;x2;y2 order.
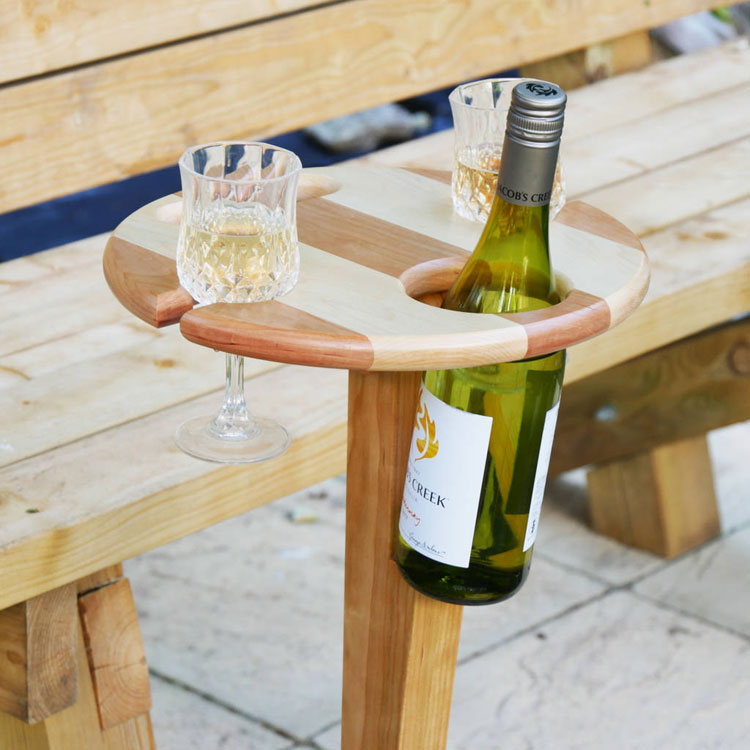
104;165;649;750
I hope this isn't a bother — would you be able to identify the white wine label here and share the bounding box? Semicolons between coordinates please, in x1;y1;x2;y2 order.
522;400;560;551
399;384;493;568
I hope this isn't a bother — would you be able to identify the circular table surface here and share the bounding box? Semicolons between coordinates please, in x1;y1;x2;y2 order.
104;165;649;371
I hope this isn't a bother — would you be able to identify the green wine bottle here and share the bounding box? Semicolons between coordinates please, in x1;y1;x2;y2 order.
396;80;567;605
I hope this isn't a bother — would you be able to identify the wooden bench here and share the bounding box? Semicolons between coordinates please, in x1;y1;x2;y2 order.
2;2;746;748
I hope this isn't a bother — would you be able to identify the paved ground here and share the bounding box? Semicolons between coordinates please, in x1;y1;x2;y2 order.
126;422;750;749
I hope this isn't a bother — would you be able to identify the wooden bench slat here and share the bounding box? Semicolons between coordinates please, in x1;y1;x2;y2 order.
0;0;323;85
0;322;159;390
562;37;750;141
566;191;750;383
0;0;718;214
580;135;750;237
362;38;750;174
0;326;276;469
565;81;750;196
0;365;347;611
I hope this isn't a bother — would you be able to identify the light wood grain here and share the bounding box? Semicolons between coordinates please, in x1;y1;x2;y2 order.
552;319;750;475
587;436;721;557
78;579;151;729
76;566;125;596
0;325;270;469
0;602;29;720
0;0;321;84
520;29;654;91
343;370;462;749
0;0;718;212
580;135;750;237
0;585;78;724
0;621;155;749
103;237;195;326
565;82;750;196
0;365;347;611
365;38;750;185
110;168;646;370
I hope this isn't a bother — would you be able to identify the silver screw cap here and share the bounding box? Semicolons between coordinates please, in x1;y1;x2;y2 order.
507;80;567;144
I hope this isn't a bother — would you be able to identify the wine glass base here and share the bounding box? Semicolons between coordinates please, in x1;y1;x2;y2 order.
175;415;291;464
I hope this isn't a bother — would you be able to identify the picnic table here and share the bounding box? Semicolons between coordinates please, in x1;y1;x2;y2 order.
1;31;749;750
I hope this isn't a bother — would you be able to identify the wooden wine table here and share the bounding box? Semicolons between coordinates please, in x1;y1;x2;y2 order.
102;164;648;748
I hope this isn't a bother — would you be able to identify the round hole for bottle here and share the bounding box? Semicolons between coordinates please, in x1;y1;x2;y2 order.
401;257;573;309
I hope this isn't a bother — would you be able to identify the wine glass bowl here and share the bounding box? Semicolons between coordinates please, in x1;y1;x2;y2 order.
177;142;301;304
174;142;302;464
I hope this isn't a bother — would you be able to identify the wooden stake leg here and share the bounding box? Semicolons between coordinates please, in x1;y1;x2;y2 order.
587;435;721;558
0;567;155;749
343;371;463;750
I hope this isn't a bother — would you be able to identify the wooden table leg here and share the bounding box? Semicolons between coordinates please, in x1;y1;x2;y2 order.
0;566;155;749
587;435;721;558
343;371;463;750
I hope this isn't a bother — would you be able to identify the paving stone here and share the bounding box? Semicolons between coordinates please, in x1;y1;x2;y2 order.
316;591;750;750
149;673;290;750
534;469;663;585
459;556;605;661
708;422;750;532
635;525;750;638
448;591;750;750
127;478;347;740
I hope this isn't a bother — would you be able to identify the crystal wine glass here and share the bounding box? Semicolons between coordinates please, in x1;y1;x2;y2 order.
174;142;302;463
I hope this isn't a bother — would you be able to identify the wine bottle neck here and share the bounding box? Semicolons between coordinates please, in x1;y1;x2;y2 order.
496;134;559;210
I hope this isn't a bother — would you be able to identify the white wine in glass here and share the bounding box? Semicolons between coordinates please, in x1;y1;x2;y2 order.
174;141;302;464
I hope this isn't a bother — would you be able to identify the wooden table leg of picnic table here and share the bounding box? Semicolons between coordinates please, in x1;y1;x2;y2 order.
342;370;463;750
587;435;721;558
0;565;155;749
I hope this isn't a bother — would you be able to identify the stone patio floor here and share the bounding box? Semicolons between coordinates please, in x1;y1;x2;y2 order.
126;422;750;749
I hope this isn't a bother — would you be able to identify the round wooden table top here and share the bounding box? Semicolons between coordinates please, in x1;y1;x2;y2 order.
104;165;649;371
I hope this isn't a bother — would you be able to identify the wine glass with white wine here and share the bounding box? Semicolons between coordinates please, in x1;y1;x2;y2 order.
174;141;302;464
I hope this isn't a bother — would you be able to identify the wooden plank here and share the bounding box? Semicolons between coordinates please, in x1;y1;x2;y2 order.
343;369;463;749
0;326;279;469
0;264;124;359
103;237;195;327
520;29;654;91
586;435;720;557
0;0;322;84
363;38;750;173
0;711;50;749
565;83;750;196
564;198;750;383
100;713;155;750
0;0;719;212
551;319;750;475
562;37;750;142
0;233;106;295
0;322;160;390
0;621;154;749
25;585;79;724
0;602;30;720
76;565;124;596
0;364;348;611
0;584;78;724
580;135;750;237
78;579;151;729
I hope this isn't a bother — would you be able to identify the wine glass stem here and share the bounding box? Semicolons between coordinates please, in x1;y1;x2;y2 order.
210;354;259;439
